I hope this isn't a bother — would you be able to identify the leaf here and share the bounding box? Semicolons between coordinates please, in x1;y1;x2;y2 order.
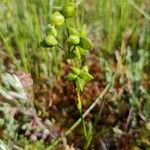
74;46;81;59
71;67;80;76
79;36;92;50
67;26;79;35
129;96;140;109
78;46;87;55
80;24;87;36
65;73;77;81
75;77;85;92
82;66;89;72
79;71;93;81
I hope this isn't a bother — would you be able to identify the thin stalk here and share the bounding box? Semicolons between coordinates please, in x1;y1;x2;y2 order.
47;73;118;150
75;2;79;28
77;91;88;140
65;20;70;37
57;44;65;51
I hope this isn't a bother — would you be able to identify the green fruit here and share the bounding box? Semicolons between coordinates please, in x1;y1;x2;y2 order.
79;36;92;50
67;35;80;45
51;11;65;26
46;24;57;37
62;2;76;18
41;35;58;47
45;35;58;46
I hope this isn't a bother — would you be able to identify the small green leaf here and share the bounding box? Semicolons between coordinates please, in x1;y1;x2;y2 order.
80;24;87;36
78;46;87;55
129;97;140;109
71;67;80;76
76;77;85;92
82;66;89;72
74;46;81;59
65;73;77;81
79;71;93;81
67;26;79;35
79;36;92;50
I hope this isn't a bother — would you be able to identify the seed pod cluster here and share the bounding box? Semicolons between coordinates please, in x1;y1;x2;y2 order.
40;1;93;92
65;25;92;63
40;2;77;48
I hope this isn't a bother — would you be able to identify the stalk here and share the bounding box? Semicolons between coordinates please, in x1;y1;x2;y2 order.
77;91;88;140
46;73;118;150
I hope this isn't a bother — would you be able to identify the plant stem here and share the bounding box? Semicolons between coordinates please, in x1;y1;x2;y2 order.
47;73;118;150
57;44;65;51
77;91;87;140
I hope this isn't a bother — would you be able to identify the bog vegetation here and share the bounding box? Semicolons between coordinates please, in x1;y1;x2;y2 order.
0;0;150;149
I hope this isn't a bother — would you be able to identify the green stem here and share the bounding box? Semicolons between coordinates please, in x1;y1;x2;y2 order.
47;73;118;150
57;44;65;51
65;20;70;37
77;91;88;140
75;6;79;28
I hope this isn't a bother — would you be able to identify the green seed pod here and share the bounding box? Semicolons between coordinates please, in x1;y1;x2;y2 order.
62;2;76;18
51;11;65;26
41;35;58;47
67;35;80;45
46;24;57;37
79;36;92;50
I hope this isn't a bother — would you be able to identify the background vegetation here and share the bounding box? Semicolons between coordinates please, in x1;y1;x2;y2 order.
0;0;150;149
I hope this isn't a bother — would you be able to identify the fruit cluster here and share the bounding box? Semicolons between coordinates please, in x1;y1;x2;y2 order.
40;2;93;92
